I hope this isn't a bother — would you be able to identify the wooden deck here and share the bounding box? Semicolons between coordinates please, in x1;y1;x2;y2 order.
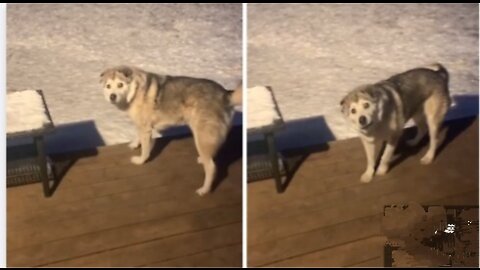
7;127;242;267
248;117;479;267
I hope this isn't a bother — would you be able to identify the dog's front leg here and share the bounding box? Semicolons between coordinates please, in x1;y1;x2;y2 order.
360;137;376;183
376;135;400;176
131;131;153;165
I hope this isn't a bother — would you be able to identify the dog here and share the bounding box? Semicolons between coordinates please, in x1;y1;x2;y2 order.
340;63;451;183
100;66;242;196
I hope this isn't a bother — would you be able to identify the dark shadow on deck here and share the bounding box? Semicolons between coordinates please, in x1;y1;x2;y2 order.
48;121;102;195
389;95;479;170
248;115;334;192
148;112;243;193
28;120;102;196
212;123;243;192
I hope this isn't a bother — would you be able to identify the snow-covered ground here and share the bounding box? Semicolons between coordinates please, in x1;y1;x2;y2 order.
7;4;479;152
248;4;479;149
7;4;242;152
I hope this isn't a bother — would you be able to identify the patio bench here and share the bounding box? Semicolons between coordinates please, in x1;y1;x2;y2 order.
7;90;55;197
247;86;287;193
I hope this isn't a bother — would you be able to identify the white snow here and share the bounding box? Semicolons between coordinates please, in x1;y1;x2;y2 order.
248;4;479;147
247;86;282;129
7;4;242;151
7;90;51;134
6;4;479;152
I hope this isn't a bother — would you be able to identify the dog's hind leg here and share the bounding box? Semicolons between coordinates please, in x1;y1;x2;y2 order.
192;123;227;196
407;112;427;147
421;95;448;164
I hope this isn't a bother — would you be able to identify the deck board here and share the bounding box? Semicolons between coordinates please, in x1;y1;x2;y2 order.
248;117;479;267
7;127;242;267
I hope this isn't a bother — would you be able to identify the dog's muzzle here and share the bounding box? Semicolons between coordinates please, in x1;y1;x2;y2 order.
359;116;367;125
359;116;372;129
110;94;117;102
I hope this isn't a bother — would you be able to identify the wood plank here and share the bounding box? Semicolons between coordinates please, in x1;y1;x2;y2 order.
349;256;383;267
249;118;478;207
8;150;241;223
8;128;242;267
8;204;241;267
248;167;477;245
248;140;365;209
8;184;241;250
55;125;242;189
426;190;479;205
8;170;240;226
45;223;242;267
250;174;402;221
7;143;203;204
266;236;387;267
248;118;478;266
248;178;477;266
8;171;196;221
248;214;382;267
148;244;242;267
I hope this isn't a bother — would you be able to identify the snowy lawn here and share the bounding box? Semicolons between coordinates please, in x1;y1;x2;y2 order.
7;3;242;152
248;4;478;149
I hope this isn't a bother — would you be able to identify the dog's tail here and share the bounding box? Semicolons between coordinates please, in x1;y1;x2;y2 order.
424;63;452;107
228;82;242;107
424;63;449;83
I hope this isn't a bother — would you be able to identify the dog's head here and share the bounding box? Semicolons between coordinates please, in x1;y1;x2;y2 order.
100;66;142;108
340;85;383;133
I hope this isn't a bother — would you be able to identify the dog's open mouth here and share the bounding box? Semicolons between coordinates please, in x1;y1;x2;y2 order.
360;121;373;130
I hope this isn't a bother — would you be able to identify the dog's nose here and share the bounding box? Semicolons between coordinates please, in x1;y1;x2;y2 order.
359;116;367;126
110;94;117;102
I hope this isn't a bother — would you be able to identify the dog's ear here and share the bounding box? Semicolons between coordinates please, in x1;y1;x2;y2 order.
116;66;134;82
99;70;108;84
361;86;381;102
340;95;350;114
369;87;382;102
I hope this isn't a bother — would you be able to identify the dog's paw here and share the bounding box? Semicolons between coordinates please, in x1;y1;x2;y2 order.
376;164;389;176
130;156;146;165
128;140;140;149
196;187;210;196
360;170;374;183
420;154;434;165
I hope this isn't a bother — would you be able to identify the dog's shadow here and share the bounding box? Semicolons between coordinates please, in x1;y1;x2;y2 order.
149;132;189;162
391;116;476;168
147;124;243;193
211;125;243;192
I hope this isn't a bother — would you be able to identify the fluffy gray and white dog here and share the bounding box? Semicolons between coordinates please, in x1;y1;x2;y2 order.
340;64;451;183
100;66;242;195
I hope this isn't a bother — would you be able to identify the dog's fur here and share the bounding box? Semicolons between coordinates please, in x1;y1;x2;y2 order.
340;63;451;183
100;66;242;195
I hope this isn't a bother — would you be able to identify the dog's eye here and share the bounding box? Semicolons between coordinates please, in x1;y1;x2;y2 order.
106;84;111;89
364;103;370;109
117;82;123;88
351;108;356;114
